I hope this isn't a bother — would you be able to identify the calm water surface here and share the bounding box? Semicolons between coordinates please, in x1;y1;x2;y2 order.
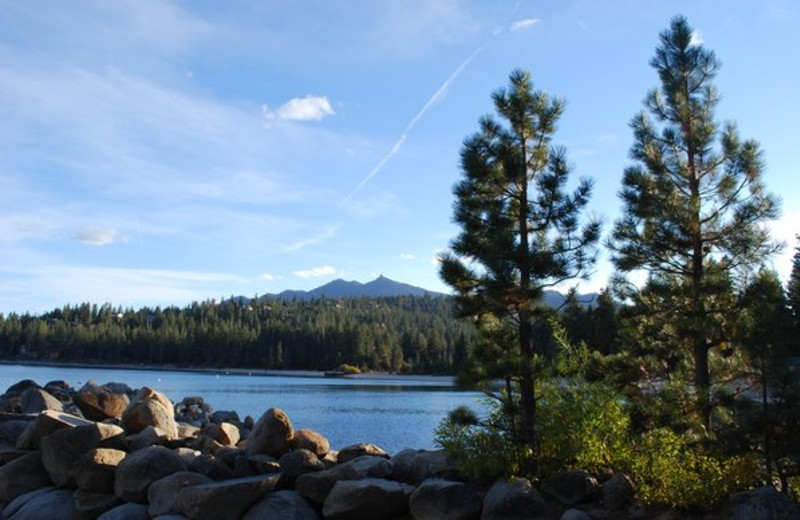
0;364;483;453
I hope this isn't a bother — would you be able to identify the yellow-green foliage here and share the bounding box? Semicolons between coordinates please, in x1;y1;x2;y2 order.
336;363;361;374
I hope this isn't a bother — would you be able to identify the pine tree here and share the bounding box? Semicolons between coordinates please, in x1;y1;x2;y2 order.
609;16;780;426
788;235;800;322
440;69;600;470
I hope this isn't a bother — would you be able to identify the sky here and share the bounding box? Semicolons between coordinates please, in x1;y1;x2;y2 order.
1;0;798;314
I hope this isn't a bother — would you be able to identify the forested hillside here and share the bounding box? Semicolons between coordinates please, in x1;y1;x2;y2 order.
0;296;477;374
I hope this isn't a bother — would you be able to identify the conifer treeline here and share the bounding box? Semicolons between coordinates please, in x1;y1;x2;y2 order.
0;296;484;374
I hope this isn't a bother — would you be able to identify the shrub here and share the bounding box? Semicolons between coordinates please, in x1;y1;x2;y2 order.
336;363;361;374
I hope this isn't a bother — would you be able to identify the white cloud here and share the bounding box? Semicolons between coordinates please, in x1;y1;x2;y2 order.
511;18;540;32
283;225;340;252
259;273;279;281
262;95;335;122
400;253;416;260
293;265;336;278
689;30;703;46
72;227;120;246
769;210;799;282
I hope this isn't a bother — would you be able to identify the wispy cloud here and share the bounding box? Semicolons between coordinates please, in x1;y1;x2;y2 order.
293;265;336;278
400;253;416;260
511;18;540;32
259;272;280;281
262;95;335;122
283;225;340;252
689;30;703;46
71;227;120;246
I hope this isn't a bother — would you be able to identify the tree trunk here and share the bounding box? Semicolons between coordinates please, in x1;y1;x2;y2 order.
518;315;538;474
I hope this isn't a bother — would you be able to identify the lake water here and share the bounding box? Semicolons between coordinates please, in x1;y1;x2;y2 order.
0;364;484;454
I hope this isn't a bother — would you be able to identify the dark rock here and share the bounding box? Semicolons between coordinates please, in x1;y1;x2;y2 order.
4;380;40;396
293;428;330;457
296;455;393;504
74;490;124;520
560;509;591;520
336;442;389;463
97;502;150;520
211;410;240;425
726;486;800;520
0;451;53;503
114;445;187;503
0;419;31;446
280;448;325;477
247;453;281;474
188;453;233;481
322;478;414;520
390;449;460;485
147;471;214;518
245;408;294;457
213;445;241;467
602;472;635;511
178;474;281;520
40;422;126;487
542;470;598;506
409;479;482;520
174;447;201;467
128;425;169;451
19;388;63;414
16;409;95;450
74;381;130;421
242;489;321;520
481;478;548;520
74;448;127;494
2;487;76;520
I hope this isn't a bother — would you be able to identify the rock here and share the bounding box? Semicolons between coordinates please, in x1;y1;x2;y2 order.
211;410;240;425
104;382;133;396
214;445;241;467
602;472;635;511
114;445;187;503
74;448;127;494
121;387;178;439
176;422;200;440
40;422;127;487
409;479;482;520
336;443;389;463
560;509;591;520
174;447;201;466
97;502;150;520
178;474;281;520
0;417;31;446
322;478;414;520
242;489;321;520
152;516;189;520
148;471;214;517
19;388;63;414
0;451;53;502
279;449;325;477
726;486;800;520
188;453;233;481
2;487;76;520
246;408;294;457
390;449;460;485
296;454;393;504
247;453;281;474
4;380;40;395
16;409;95;450
74;490;124;520
481;478;548;520
233;454;256;478
74;382;130;421
201;422;240;446
293;428;330;456
128;425;169;451
542;470;598;506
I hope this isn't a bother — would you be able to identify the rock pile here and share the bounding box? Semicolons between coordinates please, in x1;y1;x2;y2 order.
0;378;798;520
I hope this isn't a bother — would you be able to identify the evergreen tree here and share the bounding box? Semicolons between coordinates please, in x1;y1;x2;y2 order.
440;69;600;470
608;16;780;425
788;234;800;326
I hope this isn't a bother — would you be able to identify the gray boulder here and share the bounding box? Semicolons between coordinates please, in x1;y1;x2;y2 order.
40;422;126;487
2;487;76;520
242;489;321;520
390;449;460;485
409;479;482;520
560;509;591;520
121;387;178;439
0;451;53;502
0;417;31;446
726;486;800;520
178;474;281;520
19;388;63;414
279;448;325;477
245;408;294;457
188;453;233;481
542;470;598;506
336;443;388;463
211;410;240;425
16;409;95;450
74;448;127;494
481;478;548;520
97;502;150;520
148;471;214;517
74;490;124;520
292;428;330;457
114;445;187;503
296;454;393;504
322;478;414;520
602;472;635;511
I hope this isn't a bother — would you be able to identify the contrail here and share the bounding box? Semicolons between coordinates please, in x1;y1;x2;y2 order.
343;43;487;202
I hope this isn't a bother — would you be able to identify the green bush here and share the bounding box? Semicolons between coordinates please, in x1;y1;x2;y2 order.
336;363;361;374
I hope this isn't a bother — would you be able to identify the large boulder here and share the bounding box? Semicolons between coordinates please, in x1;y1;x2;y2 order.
296;455;393;504
541;470;598;506
726;486;800;520
481;478;548;520
245;408;293;457
97;502;150;520
148;471;214;518
322;478;414;520
40;422;126;487
4;380;40;395
2;487;76;520
279;449;325;478
242;490;320;520
178;474;281;520
188;453;233;481
121;387;178;439
0;416;32;446
74;490;124;520
114;445;187;503
409;479;483;520
74;381;130;421
19;388;63;414
336;443;388;463
16;409;95;450
74;448;128;494
0;451;53;502
602;472;635;511
390;449;460;485
292;428;330;457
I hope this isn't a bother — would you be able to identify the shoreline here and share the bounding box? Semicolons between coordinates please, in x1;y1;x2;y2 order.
0;359;456;384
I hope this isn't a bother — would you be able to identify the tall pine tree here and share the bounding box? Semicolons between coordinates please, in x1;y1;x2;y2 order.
440;69;600;470
609;16;780;426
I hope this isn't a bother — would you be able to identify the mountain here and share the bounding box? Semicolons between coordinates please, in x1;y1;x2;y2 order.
272;275;447;300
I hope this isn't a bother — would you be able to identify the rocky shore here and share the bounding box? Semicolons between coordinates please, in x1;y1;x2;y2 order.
0;379;797;520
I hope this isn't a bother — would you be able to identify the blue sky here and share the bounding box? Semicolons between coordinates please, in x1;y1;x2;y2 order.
1;0;798;313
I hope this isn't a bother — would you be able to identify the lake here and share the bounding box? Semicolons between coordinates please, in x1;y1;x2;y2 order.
0;364;484;454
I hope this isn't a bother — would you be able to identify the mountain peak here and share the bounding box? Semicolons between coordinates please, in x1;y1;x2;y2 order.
270;276;446;300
